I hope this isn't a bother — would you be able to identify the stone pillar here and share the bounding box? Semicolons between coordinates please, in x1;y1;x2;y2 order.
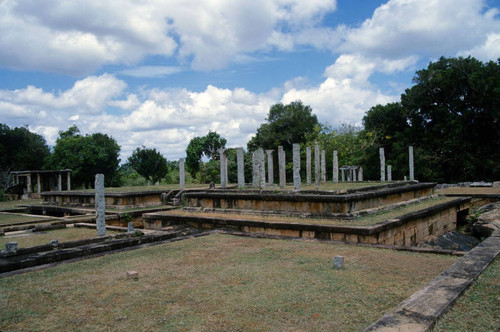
292;144;301;191
179;158;185;189
67;172;71;191
333;151;339;183
321;150;326;183
219;148;227;189
314;142;320;189
236;148;245;188
37;173;41;194
387;165;392;181
306;146;312;185
409;146;414;181
252;152;257;187
266;150;274;185
353;168;357;182
358;167;363;182
57;174;62;191
95;174;106;237
26;175;32;194
380;147;386;182
278;146;286;189
341;169;345;182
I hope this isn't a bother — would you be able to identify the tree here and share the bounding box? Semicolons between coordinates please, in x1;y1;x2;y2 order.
185;131;227;174
128;146;167;184
50;126;121;188
0;124;50;191
363;56;500;182
247;101;319;152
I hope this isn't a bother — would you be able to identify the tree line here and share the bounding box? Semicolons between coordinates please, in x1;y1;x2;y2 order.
1;56;498;194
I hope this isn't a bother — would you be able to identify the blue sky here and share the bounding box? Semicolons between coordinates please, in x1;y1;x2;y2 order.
0;0;498;161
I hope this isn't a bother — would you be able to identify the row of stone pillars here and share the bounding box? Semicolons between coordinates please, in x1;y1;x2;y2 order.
176;145;416;190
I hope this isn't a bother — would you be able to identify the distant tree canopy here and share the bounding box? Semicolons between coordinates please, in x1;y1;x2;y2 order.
50;126;121;188
363;56;500;182
0;124;50;172
247;101;319;152
128;146;167;184
186;131;227;175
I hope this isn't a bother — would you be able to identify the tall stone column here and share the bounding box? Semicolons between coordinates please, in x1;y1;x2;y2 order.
353;167;357;182
252;152;257;187
95;174;106;237
266;150;274;185
236;148;245;188
379;147;386;181
321;150;326;183
219;148;227;188
306;146;312;185
278;146;285;188
179;158;185;189
67;172;71;190
37;173;41;194
26;175;32;194
387;165;392;181
57;174;62;191
292;144;301;191
358;167;363;182
409;146;414;181
256;148;266;189
333;150;339;183
314;142;320;189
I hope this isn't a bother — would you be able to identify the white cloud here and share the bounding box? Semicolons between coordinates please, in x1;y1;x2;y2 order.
118;66;182;78
340;0;500;60
459;33;500;61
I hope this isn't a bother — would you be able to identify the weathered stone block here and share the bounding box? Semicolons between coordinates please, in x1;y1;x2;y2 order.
127;271;139;280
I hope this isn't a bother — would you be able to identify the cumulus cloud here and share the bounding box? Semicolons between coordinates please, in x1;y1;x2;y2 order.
340;0;500;59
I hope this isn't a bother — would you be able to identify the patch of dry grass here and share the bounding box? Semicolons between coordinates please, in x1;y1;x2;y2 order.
169;197;454;226
0;199;42;211
0;227;121;249
432;257;499;331
0;214;53;226
0;233;457;331
436;187;500;195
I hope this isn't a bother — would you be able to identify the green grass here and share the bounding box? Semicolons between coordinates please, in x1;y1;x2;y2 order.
170;196;454;227
0;233;456;331
436;187;500;195
432;257;500;331
0;214;54;226
0;199;42;211
0;227;121;249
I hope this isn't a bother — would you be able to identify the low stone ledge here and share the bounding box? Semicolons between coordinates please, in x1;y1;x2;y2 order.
364;229;500;331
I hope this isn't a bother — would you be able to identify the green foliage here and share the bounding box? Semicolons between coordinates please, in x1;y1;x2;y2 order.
363;56;500;182
247;101;319;152
49;126;121;188
128;146;167;184
185;131;227;180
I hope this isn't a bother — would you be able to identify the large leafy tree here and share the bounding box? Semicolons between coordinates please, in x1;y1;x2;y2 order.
247;101;319;152
363;56;500;182
50;126;121;188
185;131;227;174
0;124;50;191
128;146;167;184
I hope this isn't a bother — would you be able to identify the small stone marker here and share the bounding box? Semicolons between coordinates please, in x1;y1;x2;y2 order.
127;222;135;233
292;143;301;191
50;239;58;246
333;256;344;269
95;173;106;237
6;241;18;252
127;271;139;280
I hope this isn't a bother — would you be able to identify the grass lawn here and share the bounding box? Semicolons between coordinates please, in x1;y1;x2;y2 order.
0;213;54;226
0;199;42;211
168;196;454;227
0;227;121;249
0;233;457;331
436;187;500;195
432;257;500;331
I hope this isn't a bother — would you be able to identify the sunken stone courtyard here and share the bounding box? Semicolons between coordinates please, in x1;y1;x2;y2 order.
1;143;499;331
